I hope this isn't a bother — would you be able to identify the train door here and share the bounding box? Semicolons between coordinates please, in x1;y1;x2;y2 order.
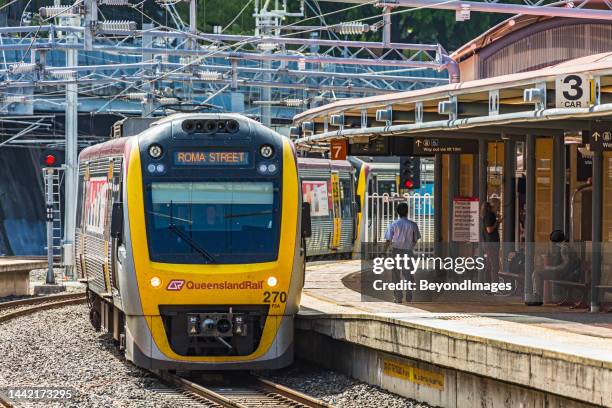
330;171;342;249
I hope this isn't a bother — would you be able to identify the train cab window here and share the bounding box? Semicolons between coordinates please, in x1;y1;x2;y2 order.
145;181;280;264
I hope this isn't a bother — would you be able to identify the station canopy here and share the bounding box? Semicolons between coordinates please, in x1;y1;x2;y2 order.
292;52;612;151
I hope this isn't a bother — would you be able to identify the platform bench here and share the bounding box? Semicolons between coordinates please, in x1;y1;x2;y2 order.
547;280;588;308
597;285;612;312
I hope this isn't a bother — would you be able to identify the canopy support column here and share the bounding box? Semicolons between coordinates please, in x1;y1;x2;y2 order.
524;134;537;304
434;154;443;259
553;134;566;233
447;154;460;256
591;150;603;312
478;139;488;282
503;138;516;272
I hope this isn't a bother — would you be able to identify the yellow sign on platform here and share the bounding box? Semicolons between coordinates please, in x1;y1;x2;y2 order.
383;359;444;391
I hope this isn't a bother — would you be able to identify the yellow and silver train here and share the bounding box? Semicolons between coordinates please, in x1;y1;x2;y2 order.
75;113;309;370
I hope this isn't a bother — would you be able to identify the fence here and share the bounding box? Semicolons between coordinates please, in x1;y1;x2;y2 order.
363;192;434;255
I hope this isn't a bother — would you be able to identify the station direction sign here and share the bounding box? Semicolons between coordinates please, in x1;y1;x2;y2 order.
408;138;478;155
348;138;390;156
587;128;612;151
347;137;478;156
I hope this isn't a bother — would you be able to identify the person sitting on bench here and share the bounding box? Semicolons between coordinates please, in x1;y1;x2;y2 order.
529;230;581;306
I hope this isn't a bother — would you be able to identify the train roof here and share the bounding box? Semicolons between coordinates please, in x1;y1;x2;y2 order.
297;157;353;170
349;156;399;170
149;112;255;127
81;113;277;162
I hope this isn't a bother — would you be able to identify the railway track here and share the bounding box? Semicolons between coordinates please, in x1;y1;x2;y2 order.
0;292;86;407
0;292;86;324
0;293;332;407
163;372;334;408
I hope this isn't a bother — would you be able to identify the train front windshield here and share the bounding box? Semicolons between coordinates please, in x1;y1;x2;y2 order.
145;181;280;264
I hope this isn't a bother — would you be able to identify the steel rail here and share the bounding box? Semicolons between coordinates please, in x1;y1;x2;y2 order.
0;395;14;408
162;372;334;408
0;292;86;407
0;293;87;324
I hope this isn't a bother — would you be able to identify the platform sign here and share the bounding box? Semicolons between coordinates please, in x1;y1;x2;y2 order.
348;138;390;156
587;128;612;151
577;149;592;181
330;139;347;160
410;138;478;155
556;74;590;108
452;197;479;242
382;359;444;391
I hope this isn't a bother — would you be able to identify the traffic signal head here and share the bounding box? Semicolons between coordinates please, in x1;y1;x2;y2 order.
400;156;421;190
40;149;64;168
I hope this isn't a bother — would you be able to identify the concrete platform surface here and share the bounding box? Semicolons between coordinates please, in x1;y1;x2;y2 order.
0;257;47;297
298;260;612;407
0;257;47;272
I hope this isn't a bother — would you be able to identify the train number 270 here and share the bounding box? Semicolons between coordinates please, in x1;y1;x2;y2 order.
263;291;287;303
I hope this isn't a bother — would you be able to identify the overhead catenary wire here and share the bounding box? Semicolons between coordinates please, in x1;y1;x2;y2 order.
3;0;453;116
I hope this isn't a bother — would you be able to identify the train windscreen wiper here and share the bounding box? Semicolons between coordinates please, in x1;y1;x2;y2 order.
168;224;216;263
224;210;276;218
163;200;215;263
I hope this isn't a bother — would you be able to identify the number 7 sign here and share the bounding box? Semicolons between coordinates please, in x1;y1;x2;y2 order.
330;139;347;160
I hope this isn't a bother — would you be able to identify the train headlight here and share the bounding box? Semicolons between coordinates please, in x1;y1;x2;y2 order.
156;164;165;173
267;163;277;173
148;144;163;159
258;163;268;174
267;276;278;287
260;144;274;159
150;276;162;288
147;164;156;173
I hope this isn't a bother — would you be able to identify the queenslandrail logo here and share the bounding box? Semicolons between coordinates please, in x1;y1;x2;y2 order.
166;280;185;291
165;279;263;291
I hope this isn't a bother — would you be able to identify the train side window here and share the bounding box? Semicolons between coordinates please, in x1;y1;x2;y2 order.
340;180;352;218
110;202;124;242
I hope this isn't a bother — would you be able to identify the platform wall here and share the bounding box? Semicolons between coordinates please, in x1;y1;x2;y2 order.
296;329;603;408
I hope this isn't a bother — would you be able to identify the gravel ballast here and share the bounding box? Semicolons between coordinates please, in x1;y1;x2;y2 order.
0;304;190;407
261;363;433;408
0;301;433;407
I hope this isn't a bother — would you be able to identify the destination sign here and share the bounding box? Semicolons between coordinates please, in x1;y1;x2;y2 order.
174;151;250;166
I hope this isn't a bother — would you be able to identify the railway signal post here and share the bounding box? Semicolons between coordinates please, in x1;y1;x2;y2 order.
34;153;66;295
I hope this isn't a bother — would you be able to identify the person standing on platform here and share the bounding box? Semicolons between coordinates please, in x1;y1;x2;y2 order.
481;201;502;284
384;202;421;303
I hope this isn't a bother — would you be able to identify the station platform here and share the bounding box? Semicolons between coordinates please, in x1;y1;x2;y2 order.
0;257;47;297
297;261;612;408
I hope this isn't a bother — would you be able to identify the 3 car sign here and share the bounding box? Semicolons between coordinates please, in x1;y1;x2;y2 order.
556;74;591;108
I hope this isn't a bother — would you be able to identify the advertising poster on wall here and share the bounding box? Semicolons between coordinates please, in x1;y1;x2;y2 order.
301;180;330;217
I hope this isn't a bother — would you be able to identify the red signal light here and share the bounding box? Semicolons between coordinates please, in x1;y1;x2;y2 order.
405;180;414;189
44;154;56;166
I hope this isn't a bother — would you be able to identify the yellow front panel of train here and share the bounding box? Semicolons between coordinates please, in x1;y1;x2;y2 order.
126;138;298;362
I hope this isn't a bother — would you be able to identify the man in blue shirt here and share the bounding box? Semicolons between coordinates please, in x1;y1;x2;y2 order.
384;202;421;303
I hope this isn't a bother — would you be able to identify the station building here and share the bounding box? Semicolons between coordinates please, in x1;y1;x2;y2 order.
292;12;612;310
